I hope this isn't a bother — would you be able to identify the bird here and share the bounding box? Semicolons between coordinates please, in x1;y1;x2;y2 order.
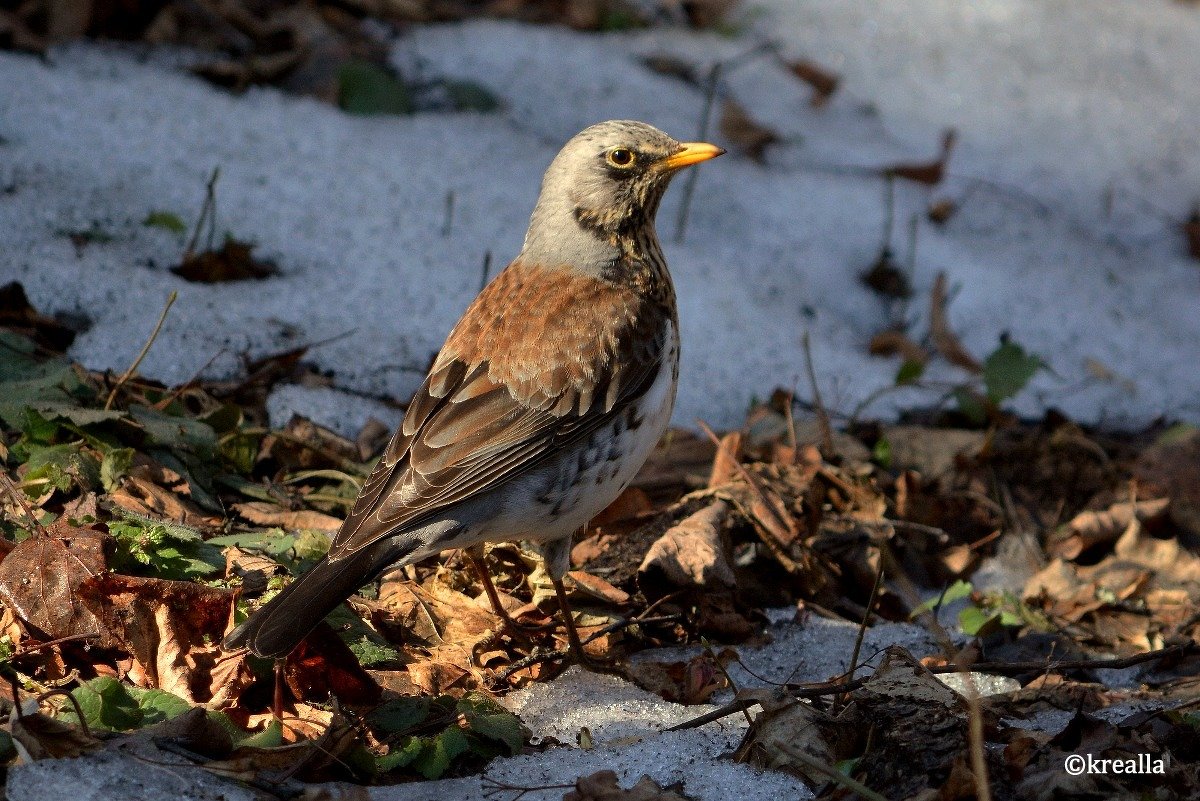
224;120;724;662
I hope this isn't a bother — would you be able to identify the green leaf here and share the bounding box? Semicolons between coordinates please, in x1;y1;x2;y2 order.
237;718;284;748
440;80;500;113
0;729;14;762
367;697;431;735
958;606;1001;636
127;687;193;725
871;436;892;468
23;442;101;493
349;636;401;667
338;61;413;116
129;405;217;454
64;677;143;732
895;359;925;386
458;693;523;755
953;388;987;426
100;447;135;492
412;725;471;779
376;736;424;773
983;342;1045;402
911;580;973;617
143;211;188;235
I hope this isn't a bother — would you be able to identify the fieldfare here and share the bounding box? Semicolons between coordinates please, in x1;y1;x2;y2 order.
224;120;724;662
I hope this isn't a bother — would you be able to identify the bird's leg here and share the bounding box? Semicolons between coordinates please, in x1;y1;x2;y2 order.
272;658;285;721
541;534;618;671
465;545;552;635
550;573;591;664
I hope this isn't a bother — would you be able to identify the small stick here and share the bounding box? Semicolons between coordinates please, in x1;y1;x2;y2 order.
0;471;49;537
442;190;455;238
801;332;835;456
674;61;722;244
845;557;884;688
105;290;178;410
879;174;896;257
479;251;493;293
777;742;889;801
184;166;221;261
36;688;92;738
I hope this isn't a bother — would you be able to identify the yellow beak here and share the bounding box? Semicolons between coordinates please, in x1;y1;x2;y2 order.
660;141;726;170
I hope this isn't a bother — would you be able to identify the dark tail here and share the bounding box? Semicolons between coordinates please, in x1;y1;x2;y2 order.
223;539;410;659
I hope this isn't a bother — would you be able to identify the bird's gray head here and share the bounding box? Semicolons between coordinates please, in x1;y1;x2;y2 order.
520;120;723;271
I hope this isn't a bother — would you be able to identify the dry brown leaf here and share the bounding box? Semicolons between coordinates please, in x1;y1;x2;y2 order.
233;501;343;532
786;59;840;107
76;572;233;702
719;99;779;163
1134;428;1200;537
927;196;958;224
639;500;735;590
564;770;693;801
624;651;731;704
885;129;957;186
707;431;743;487
284;627;381;706
1049;497;1171;559
868;329;929;365
567;570;630;605
930;271;983;372
8;711;103;760
0;523;110;643
108;474;219;528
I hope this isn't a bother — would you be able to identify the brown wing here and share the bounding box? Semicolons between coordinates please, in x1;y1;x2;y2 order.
327;261;670;559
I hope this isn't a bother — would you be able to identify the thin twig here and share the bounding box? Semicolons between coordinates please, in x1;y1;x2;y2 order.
184;166;220;261
845;556;884;688
442;190;455;238
674;61;721;244
777;741;890;801
801;332;835;455
104;290;178;410
0;470;49;537
36;688;91;738
479;251;493;293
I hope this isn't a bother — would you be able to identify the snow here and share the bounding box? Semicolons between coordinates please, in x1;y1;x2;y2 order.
3;0;1199;432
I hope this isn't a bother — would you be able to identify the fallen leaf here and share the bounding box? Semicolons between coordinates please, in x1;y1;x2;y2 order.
786;59;839;106
930;271;983;372
719;99;779;162
234;501;343;532
639;500;735;590
1049;497;1171;559
564;770;693;801
885;129;957;186
76;572;234;702
0;522;110;643
171;239;278;283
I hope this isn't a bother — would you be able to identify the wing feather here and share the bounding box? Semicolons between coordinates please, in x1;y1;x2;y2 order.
327;261;671;559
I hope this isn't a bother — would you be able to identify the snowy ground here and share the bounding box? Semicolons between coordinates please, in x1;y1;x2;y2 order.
3;0;1199;433
3;1;1199;797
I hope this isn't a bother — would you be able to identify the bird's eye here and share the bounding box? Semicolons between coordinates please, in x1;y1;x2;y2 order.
606;148;635;168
